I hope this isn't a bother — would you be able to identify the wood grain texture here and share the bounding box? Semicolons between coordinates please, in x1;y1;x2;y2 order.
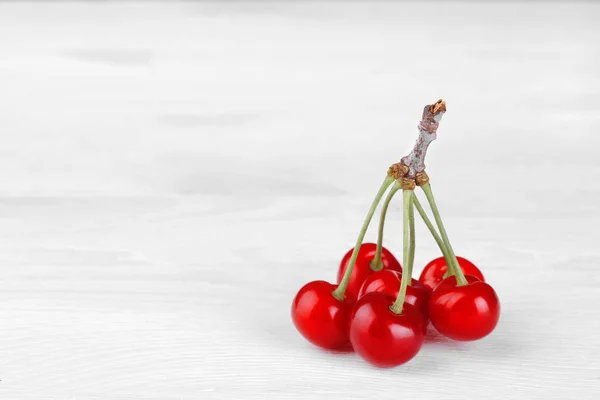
1;1;599;399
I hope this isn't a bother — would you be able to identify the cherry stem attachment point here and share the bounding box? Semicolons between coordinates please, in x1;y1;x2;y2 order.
412;195;454;276
371;181;402;271
420;182;468;286
390;189;414;315
332;175;394;301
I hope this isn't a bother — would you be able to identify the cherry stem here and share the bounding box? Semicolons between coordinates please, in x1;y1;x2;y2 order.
420;182;468;286
390;189;413;315
412;195;455;276
407;189;415;282
332;175;395;301
370;181;401;271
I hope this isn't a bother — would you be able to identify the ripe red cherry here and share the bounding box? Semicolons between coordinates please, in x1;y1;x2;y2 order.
429;275;500;341
350;292;427;368
419;256;485;292
358;270;431;317
291;280;354;350
337;243;402;299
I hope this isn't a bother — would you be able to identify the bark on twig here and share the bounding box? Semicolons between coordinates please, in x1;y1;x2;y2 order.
400;99;446;179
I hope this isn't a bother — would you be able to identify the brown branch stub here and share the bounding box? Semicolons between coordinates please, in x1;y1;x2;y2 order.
428;99;446;115
401;178;416;191
418;103;443;136
400;99;446;179
415;172;430;186
387;162;409;180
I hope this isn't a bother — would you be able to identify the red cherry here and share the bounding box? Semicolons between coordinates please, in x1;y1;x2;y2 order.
358;269;431;317
429;275;500;341
350;292;427;367
419;256;485;292
337;243;402;299
291;280;354;350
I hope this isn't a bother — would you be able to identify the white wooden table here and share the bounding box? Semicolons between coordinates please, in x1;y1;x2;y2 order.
1;1;599;399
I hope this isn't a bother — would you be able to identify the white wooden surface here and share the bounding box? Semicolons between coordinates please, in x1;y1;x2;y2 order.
1;1;599;399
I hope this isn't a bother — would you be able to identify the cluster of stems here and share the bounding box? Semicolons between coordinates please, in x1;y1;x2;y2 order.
332;100;467;314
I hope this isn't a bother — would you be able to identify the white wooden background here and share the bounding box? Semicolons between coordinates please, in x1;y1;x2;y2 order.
1;1;599;399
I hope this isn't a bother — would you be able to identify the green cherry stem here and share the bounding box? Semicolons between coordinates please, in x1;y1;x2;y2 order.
390;189;413;314
420;182;468;286
407;189;415;281
412;195;456;276
370;181;402;271
332;175;394;301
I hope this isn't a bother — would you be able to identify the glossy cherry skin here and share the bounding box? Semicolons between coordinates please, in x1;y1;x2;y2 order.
358;269;431;317
291;280;355;350
429;275;500;341
419;256;485;292
350;292;427;368
337;243;402;300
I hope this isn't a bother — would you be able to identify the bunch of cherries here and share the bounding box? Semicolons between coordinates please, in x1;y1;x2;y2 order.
291;100;500;368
